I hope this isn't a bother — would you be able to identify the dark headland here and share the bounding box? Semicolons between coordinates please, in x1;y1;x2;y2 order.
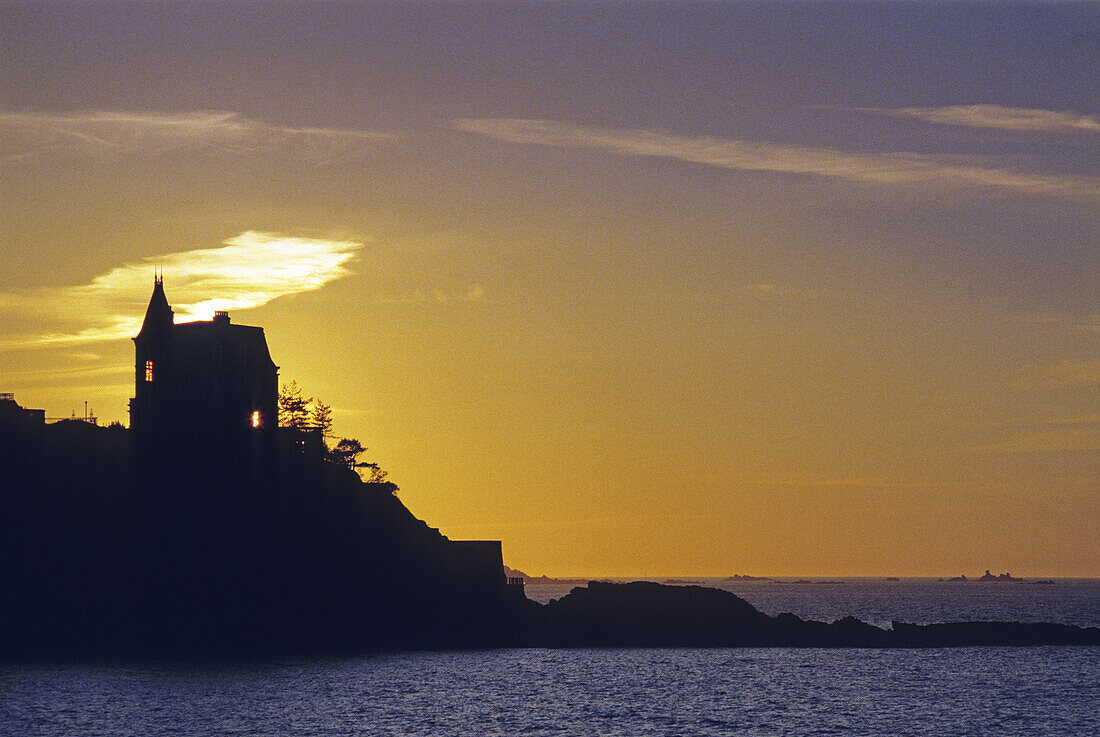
2;282;1096;660
4;402;1097;660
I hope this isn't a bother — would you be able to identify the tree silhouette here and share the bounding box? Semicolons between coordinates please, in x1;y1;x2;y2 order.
311;400;333;440
278;381;312;429
332;438;389;484
280;379;391;486
360;462;389;484
331;438;365;468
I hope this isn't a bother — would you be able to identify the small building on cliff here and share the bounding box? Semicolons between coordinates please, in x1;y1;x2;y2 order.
129;277;278;491
123;276;517;642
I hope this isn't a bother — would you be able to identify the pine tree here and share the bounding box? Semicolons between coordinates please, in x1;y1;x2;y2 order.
311;400;333;439
278;381;312;429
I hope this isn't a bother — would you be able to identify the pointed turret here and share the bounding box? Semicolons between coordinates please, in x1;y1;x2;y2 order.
137;274;174;339
131;274;174;443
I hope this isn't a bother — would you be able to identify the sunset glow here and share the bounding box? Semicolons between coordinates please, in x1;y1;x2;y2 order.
2;0;1096;578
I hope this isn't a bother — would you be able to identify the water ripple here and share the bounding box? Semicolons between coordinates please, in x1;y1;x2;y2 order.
4;648;1098;737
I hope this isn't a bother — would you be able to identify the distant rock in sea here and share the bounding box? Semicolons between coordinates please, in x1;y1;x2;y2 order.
724;574;772;581
979;570;1017;582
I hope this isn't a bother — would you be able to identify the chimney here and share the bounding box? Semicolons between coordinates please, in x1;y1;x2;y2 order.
214;311;230;325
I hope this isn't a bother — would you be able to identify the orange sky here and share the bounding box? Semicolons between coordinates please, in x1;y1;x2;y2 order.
1;2;1097;576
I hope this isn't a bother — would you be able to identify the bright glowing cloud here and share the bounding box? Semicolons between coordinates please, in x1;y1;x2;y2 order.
452;118;1100;200
0;110;391;161
858;105;1100;134
0;231;363;349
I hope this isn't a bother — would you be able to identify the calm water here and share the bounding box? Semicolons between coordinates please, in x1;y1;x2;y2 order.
3;580;1099;736
3;647;1098;736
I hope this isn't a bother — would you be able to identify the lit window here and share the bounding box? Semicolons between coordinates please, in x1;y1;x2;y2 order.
251;410;261;429
145;360;154;382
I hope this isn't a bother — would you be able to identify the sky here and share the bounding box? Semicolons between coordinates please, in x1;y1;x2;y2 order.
1;1;1097;577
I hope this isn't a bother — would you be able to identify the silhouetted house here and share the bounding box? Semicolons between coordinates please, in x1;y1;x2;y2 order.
129;277;278;491
0;393;45;429
0;394;46;464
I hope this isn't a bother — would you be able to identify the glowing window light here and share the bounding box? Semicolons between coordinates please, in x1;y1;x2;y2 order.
145;360;154;382
251;410;261;429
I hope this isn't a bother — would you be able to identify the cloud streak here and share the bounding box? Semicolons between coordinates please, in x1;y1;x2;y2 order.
1017;313;1100;335
369;285;489;306
746;283;832;301
858;105;1100;134
0;231;363;349
970;427;1100;454
733;472;924;490
0;110;391;161
1010;359;1100;391
452;118;1100;200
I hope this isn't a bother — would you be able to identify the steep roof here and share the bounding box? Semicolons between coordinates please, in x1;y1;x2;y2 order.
174;318;277;369
136;277;174;339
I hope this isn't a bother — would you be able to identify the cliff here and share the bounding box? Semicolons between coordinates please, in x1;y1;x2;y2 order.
2;420;1097;659
0;419;516;658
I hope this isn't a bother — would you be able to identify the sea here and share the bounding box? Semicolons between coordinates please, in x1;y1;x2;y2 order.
3;579;1098;737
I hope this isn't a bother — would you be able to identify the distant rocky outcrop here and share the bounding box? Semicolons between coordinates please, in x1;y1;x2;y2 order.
980;570;1016;582
940;571;1053;584
724;574;772;581
523;582;1100;648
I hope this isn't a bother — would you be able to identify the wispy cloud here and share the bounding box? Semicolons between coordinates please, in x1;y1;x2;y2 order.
1017;313;1100;335
0;364;133;387
452;118;1100;200
1033;412;1100;428
0;110;391;161
970;427;1100;454
746;283;832;301
734;472;923;490
0;231;363;349
857;105;1100;134
971;364;1100;452
369;285;489;305
1010;358;1100;391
